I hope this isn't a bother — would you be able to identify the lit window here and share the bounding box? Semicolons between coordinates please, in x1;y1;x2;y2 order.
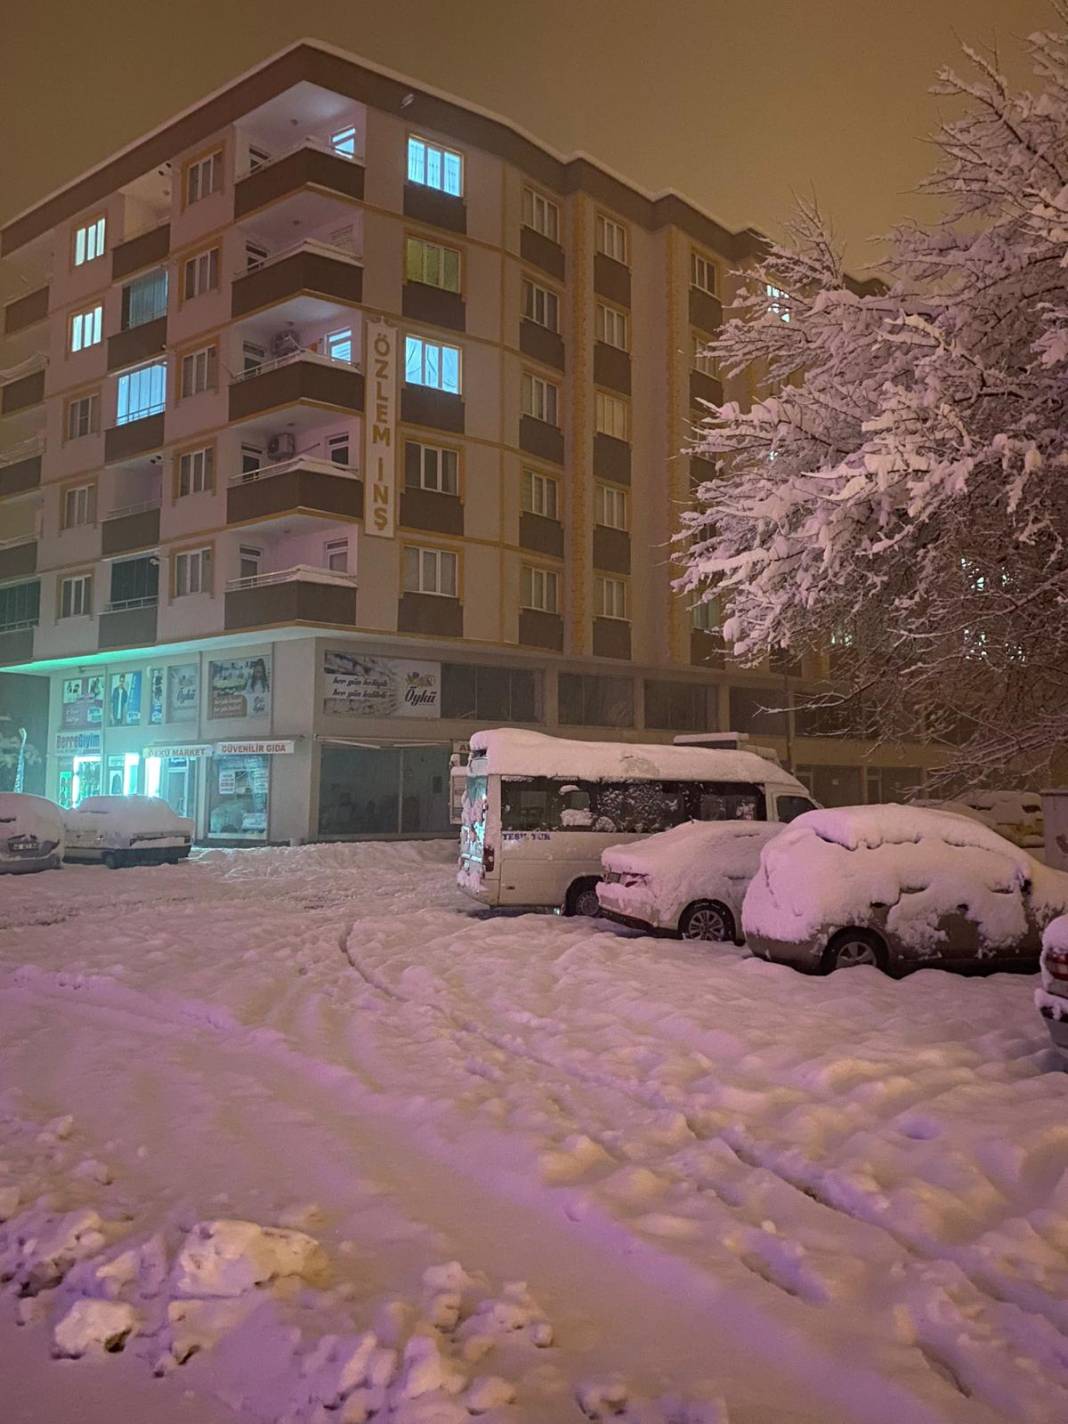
521;278;559;332
521;371;559;425
73;216;105;266
522;187;559;242
324;538;348;573
595;214;628;264
180;345;217;398
521;468;558;520
62;483;96;529
403;545;458;597
692;330;718;376
405;440;459;494
60;574;93;619
595;574;628;620
70;305;103;353
174;547;212;597
407;136;463;196
595;303;628;350
183;248;219;300
185;151;222;205
594;482;628;531
405;237;461;292
116;362;166;424
404;335;461;394
767;284;791;322
330;125;357;158
122;268;168;329
65;393;99;440
595;390;629;441
690;251;718;295
324;328;353;364
520;564;558;614
177;446;213;497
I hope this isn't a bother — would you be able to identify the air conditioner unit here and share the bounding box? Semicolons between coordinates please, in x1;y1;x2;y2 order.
270;328;301;358
267;432;296;462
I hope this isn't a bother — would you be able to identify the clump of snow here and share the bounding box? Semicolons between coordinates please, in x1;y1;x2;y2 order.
172;1218;330;1297
743;804;1068;949
1043;914;1068;955
53;1297;138;1357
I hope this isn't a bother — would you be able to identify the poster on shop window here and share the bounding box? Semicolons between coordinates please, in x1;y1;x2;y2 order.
209;657;271;719
61;676;103;728
322;650;439;718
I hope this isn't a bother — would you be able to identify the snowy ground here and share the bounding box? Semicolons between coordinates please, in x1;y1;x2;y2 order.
2;843;1068;1424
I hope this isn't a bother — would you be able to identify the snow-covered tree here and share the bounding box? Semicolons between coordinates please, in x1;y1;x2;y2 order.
679;19;1068;788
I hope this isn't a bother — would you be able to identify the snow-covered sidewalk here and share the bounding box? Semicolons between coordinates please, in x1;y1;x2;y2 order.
2;842;1068;1423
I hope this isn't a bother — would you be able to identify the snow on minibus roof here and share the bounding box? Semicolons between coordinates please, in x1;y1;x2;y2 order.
467;729;805;789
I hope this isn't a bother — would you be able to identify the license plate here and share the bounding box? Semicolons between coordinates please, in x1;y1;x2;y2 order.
8;836;38;853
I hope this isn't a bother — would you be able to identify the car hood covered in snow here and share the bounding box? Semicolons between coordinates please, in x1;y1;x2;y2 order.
743;803;1068;950
0;792;63;850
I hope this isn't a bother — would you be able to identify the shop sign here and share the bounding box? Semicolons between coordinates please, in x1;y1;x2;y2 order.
56;730;102;755
364;319;397;539
322;651;439;718
147;743;214;760
215;739;294;756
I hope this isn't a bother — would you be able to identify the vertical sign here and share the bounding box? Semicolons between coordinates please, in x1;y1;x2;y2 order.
364;319;397;538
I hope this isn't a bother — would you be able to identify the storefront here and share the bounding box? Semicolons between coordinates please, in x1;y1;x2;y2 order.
143;743;214;824
55;730;104;809
318;741;452;836
208;739;294;841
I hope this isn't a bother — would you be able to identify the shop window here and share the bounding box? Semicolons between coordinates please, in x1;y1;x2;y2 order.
317;744;452;836
644;680;709;732
441;663;539;721
729;686;788;738
208;754;268;840
558;673;634;728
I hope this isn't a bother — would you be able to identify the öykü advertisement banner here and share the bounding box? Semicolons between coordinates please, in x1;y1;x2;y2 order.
323;651;439;718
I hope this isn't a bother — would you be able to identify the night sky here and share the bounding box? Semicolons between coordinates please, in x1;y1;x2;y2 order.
0;0;1053;269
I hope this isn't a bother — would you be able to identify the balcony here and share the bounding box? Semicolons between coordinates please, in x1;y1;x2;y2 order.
105;412;165;465
518;512;564;559
518;415;563;465
101;501;161;557
227;457;363;527
0;619;37;667
593;433;631;485
401;282;465;333
107;316;168;373
3;285;48;336
232;240;364;319
234;140;365;219
402;183;466;234
0;441;43;499
593;526;631;575
98;596;159;651
690;628;725;669
593;342;630;395
690;369;723;408
0;534;37;581
398;487;463;535
112;223;170;281
593;617;631;660
1;363;45;416
689;287;722;333
229;353;364;423
224;565;357;631
519;320;564;371
593;254;631;307
399;384;465;434
518;608;563;651
398;592;463;637
520;226;564;281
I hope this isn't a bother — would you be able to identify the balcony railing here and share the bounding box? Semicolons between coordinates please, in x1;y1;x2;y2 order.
0;532;36;551
237;134;359;181
241;235;361;276
228;455;359;486
102;498;162;522
104;595;159;613
0;435;44;468
225;564;357;593
232;348;360;384
0;617;38;635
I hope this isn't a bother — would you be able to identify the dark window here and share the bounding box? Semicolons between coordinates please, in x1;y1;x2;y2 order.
558;673;634;727
644;679;710;731
317;744;451;835
776;794;817;823
0;580;39;627
729;686;788;738
110;557;159;605
499;776;765;834
441;664;538;722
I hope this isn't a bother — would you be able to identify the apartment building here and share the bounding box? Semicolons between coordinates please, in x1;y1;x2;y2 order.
0;40;938;841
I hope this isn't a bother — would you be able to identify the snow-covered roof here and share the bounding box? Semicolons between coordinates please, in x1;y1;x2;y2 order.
468;728;805;788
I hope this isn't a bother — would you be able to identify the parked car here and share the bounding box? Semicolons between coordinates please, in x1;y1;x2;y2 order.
743;804;1068;975
62;795;194;868
958;790;1044;849
1037;916;1068;1058
0;792;64;874
597;820;783;942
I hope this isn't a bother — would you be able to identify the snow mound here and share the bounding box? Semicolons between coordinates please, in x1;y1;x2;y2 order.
53;1297;138;1357
1044;915;1068;955
172;1218;330;1297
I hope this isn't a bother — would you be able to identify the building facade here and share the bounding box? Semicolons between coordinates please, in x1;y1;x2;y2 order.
0;41;937;841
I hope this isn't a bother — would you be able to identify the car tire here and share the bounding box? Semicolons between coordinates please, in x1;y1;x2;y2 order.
565;878;602;918
821;928;888;974
679;900;736;944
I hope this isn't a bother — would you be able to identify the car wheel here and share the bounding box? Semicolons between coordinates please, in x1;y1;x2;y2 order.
679;900;735;943
821;928;888;974
565;878;602;918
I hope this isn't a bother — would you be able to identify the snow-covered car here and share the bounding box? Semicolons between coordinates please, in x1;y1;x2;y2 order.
1036;916;1068;1058
743;804;1068;975
62;795;194;868
596;820;783;942
957;790;1044;849
0;792;64;873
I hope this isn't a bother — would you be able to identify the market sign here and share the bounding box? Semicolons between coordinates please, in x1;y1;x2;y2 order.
56;731;102;755
364;318;397;539
216;739;295;756
147;743;214;760
322;651;440;718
